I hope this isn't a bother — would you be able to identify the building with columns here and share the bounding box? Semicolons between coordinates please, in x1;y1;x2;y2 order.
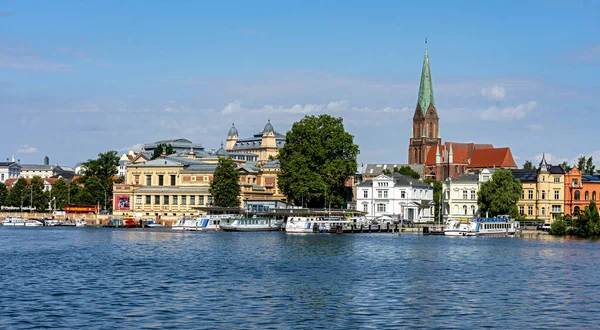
407;42;517;180
356;173;434;223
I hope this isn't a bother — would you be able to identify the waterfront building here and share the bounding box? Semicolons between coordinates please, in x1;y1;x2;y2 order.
225;120;286;163
564;167;600;216
0;160;21;183
112;152;285;223
511;154;565;223
356;173;434;223
407;42;516;180
442;169;494;221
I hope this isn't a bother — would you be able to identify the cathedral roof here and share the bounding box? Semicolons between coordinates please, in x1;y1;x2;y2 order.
417;41;435;114
468;148;517;169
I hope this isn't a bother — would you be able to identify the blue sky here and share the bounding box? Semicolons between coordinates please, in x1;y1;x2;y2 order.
1;1;599;168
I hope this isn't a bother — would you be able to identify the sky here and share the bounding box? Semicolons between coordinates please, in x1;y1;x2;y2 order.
1;1;599;168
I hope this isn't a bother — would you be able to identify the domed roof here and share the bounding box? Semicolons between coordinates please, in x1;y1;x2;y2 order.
263;120;274;134
216;142;229;157
228;123;238;137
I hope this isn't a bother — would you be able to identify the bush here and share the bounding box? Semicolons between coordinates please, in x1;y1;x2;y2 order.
550;218;567;236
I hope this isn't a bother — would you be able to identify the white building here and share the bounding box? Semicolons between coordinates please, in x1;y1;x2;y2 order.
442;169;493;221
0;161;21;183
19;164;62;179
356;173;435;223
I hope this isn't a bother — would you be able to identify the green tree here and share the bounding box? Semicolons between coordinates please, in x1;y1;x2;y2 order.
425;178;443;219
585;156;596;175
81;150;119;211
51;178;69;209
84;176;106;209
6;178;28;207
396;166;420;179
382;169;392;175
522;160;534;170
166;144;174;155
477;169;522;218
72;188;94;205
278;114;359;208
209;157;241;207
577;156;586;173
550;215;567;235
561;161;572;172
0;182;7;206
151;144;164;160
574;200;600;237
29;176;49;210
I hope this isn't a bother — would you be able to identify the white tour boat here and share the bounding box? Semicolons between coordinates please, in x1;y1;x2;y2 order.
220;216;282;232
172;217;203;231
1;217;43;227
444;217;519;236
285;216;350;233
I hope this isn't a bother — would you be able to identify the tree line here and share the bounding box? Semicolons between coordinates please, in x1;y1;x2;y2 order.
0;151;121;212
522;156;596;175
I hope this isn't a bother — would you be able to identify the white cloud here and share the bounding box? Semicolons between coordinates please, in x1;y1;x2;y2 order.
16;145;37;154
480;101;537;121
481;85;506;100
527;124;544;132
221;101;242;114
118;143;143;152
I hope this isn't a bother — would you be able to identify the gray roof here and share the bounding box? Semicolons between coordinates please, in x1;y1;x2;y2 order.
449;174;478;182
263;120;274;134
227;124;238;137
357;173;431;189
20;164;56;171
362;164;424;176
136;159;183;167
0;162;20;168
182;164;219;173
135;187;210;193
262;160;280;168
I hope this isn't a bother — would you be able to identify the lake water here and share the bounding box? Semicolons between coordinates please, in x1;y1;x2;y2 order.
1;228;599;329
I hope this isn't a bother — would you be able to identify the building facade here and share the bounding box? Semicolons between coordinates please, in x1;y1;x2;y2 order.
407;43;517;180
0;161;21;183
511;155;565;223
112;153;285;223
226;120;286;163
442;169;494;221
564;167;600;216
356;173;434;223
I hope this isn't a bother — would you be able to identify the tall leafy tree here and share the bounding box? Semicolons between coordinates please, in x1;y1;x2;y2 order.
477;169;522;218
585;157;596;175
51;178;69;209
278;114;359;208
424;178;443;219
209;157;241;207
574;200;600;237
0;182;7;206
151;144;164;160
81;150;119;210
396;166;420;179
561;161;572;172
6;178;28;207
522;160;534;170
84;176;106;208
166;144;174;155
577;156;587;173
29;176;49;210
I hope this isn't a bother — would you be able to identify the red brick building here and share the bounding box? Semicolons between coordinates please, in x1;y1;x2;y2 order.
407;43;517;180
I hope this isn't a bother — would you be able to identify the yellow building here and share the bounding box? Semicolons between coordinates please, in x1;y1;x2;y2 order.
511;155;565;223
112;148;285;224
226;120;285;163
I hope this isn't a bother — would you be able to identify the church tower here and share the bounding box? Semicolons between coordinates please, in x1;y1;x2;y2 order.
408;40;441;164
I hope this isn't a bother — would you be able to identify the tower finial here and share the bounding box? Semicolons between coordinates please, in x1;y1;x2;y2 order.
425;37;427;45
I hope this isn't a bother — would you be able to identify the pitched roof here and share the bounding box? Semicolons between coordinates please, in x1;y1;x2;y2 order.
468;147;517;168
362;164;424;176
510;169;537;182
426;142;494;166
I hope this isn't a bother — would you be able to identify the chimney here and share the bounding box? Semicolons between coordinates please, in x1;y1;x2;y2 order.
44;156;49;166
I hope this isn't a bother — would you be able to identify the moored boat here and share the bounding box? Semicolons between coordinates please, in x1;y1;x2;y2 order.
444;216;519;236
1;217;43;227
172;217;203;231
145;219;163;228
220;216;282;232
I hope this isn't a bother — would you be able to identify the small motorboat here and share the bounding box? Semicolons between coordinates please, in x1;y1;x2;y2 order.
145;219;163;228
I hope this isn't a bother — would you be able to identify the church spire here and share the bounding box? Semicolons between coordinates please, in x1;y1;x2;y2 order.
417;39;435;114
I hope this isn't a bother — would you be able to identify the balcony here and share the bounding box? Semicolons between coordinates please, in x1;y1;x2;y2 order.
570;183;583;189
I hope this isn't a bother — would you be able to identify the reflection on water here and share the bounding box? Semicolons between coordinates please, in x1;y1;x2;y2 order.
1;228;600;329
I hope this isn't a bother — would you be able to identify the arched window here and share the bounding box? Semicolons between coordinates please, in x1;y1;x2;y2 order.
575;191;580;200
574;206;581;215
429;124;433;138
541;190;546;200
593;192;597;200
541;207;546;216
585;191;589;200
463;205;468;215
470;205;475;215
